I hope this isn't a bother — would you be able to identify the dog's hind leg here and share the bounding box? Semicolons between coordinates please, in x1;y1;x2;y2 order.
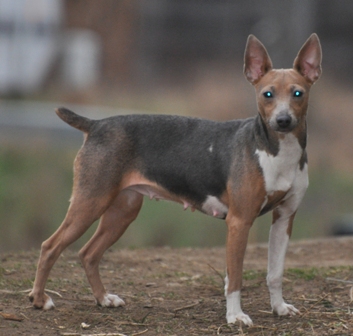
29;131;137;310
29;191;118;310
78;189;143;307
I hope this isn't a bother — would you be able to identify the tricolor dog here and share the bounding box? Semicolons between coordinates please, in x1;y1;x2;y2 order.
30;34;322;326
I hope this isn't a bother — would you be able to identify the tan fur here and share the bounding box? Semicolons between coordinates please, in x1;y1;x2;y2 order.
225;154;266;293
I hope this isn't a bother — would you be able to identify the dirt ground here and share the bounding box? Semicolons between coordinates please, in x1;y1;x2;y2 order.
1;237;353;336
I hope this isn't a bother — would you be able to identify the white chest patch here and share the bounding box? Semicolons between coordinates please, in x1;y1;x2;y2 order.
256;134;305;195
202;196;228;218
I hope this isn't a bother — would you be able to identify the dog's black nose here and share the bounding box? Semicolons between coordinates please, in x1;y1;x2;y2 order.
276;114;292;129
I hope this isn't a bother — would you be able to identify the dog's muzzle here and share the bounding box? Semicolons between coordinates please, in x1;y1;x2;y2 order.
277;113;292;128
273;112;295;132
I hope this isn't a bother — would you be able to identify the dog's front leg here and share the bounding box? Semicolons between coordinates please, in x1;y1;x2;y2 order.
267;206;299;316
225;212;253;326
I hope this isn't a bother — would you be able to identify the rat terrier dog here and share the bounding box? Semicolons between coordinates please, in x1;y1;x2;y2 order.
30;34;322;326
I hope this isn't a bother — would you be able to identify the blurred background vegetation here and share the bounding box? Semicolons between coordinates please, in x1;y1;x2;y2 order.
1;0;353;252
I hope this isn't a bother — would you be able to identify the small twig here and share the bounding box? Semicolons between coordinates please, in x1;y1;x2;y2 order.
0;312;23;322
20;312;30;320
301;293;330;318
132;329;148;336
118;321;148;327
0;290;17;294
0;289;33;294
297;295;320;302
0;288;62;298
45;289;63;297
253;325;278;331
207;263;225;286
217;324;232;335
140;312;151;324
326;277;353;284
308;310;350;315
310;322;317;335
239;322;244;336
340;322;349;330
61;333;128;336
258;310;273;315
174;301;200;312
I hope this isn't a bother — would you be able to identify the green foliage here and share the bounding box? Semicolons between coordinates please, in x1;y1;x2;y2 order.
243;269;265;281
0;147;75;251
286;268;319;281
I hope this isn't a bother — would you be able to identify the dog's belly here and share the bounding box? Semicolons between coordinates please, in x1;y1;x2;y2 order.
121;171;228;219
127;184;180;203
127;184;227;219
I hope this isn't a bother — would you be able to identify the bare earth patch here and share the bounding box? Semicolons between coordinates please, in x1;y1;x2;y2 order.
1;237;353;335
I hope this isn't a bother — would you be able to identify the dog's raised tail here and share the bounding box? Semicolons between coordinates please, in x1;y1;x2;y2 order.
55;107;94;133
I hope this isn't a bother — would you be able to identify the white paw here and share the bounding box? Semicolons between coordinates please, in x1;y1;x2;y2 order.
99;294;125;307
43;296;55;310
227;312;253;326
273;302;299;316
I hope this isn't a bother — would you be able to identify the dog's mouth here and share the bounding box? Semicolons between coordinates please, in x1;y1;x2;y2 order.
274;124;295;133
270;112;297;133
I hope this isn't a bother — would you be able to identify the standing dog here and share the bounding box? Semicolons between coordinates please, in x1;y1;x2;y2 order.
29;34;322;326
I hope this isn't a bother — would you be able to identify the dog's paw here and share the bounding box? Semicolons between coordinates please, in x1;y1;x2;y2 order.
43;296;55;310
99;294;125;308
29;292;55;310
273;302;299;316
227;312;253;326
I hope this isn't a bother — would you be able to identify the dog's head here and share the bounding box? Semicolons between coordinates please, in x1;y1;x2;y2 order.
244;34;322;134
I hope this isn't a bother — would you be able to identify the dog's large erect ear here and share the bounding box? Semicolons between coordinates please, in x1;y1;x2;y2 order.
244;35;273;85
293;33;322;84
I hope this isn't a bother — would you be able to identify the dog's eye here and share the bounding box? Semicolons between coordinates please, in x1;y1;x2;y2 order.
263;91;273;98
293;90;303;98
